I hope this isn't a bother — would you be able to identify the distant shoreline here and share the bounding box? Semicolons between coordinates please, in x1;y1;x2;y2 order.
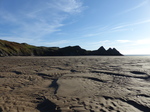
125;55;150;56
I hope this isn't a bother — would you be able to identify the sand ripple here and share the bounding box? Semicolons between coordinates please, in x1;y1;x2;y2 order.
0;56;150;112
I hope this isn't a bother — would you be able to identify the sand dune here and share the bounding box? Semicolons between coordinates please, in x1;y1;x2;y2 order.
0;56;150;112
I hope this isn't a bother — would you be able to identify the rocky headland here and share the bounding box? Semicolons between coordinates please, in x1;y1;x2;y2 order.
0;39;123;56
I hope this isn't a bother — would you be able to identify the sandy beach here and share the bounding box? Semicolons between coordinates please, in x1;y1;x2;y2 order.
0;56;150;112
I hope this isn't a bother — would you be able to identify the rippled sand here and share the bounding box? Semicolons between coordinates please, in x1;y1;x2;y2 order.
0;56;150;112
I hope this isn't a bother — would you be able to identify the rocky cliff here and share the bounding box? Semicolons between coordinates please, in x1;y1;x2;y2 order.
0;39;123;56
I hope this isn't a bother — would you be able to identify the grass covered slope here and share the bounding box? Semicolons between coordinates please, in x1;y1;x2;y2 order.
0;39;123;56
0;40;59;56
0;40;35;56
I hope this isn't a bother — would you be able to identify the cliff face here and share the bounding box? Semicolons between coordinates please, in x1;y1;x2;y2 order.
0;39;123;56
0;40;34;56
89;46;107;55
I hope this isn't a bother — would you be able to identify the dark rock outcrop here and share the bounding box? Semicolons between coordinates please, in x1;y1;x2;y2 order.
89;46;107;55
58;46;87;56
106;48;122;56
0;39;123;56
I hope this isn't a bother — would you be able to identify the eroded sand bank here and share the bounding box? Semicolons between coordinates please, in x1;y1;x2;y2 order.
0;56;150;112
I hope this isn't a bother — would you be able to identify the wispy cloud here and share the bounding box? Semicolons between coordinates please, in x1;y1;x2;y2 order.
136;38;150;45
44;40;70;46
0;36;36;44
79;18;150;39
115;38;150;54
82;25;109;37
116;38;150;46
50;0;84;14
89;40;111;48
118;0;148;15
81;38;150;54
111;19;150;31
82;40;111;50
116;40;131;43
83;32;103;37
90;40;110;45
0;0;85;44
0;36;70;47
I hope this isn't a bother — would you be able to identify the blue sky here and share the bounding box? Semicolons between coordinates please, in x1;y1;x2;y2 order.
0;0;150;54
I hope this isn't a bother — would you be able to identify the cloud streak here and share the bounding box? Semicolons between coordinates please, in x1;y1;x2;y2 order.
44;40;70;46
136;38;150;45
51;0;84;14
118;0;148;15
82;19;150;38
116;40;131;43
116;38;150;45
0;0;84;44
111;19;150;31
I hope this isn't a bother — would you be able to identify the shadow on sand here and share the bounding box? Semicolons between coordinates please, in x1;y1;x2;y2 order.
37;99;61;112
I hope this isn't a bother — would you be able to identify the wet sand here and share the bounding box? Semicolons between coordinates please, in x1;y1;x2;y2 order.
0;56;150;112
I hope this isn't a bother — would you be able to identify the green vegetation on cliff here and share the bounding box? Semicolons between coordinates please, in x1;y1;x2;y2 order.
0;39;123;56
